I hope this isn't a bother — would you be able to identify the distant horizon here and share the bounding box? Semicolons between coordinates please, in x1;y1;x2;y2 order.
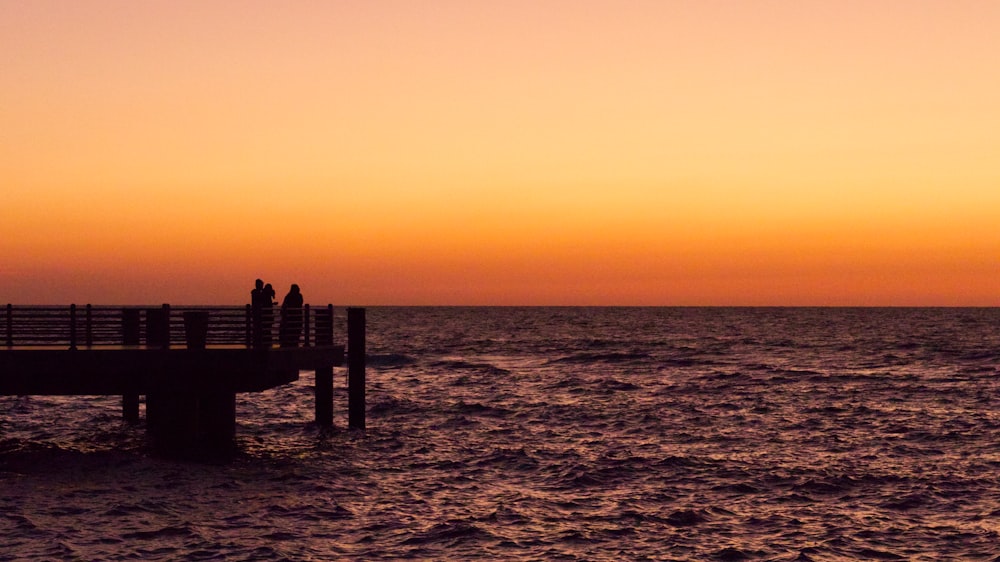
4;301;997;309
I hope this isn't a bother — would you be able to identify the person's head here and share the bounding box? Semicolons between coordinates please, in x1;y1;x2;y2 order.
255;279;264;290
291;284;300;294
265;283;273;291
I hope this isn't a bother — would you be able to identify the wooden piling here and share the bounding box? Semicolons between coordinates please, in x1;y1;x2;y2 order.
347;307;366;430
198;391;237;448
145;393;159;436
314;305;334;426
146;391;199;454
122;394;140;424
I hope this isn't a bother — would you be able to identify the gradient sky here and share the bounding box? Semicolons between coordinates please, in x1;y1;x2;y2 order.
2;1;998;305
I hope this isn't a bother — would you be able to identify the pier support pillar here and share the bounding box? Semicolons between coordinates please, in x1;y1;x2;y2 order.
198;392;236;447
314;306;334;427
146;391;236;455
146;392;198;453
348;307;366;430
316;368;333;427
122;394;140;424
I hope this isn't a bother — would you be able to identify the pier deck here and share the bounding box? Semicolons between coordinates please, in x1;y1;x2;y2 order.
0;304;364;454
0;345;343;395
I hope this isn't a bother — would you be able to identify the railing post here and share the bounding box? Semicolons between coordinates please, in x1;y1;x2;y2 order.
250;300;265;350
182;310;209;349
245;304;253;348
145;305;170;348
85;304;93;347
348;307;366;430
303;304;311;347
122;308;141;345
162;304;171;348
5;304;12;347
69;304;78;350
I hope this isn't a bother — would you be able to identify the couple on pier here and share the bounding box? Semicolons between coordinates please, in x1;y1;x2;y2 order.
251;280;304;347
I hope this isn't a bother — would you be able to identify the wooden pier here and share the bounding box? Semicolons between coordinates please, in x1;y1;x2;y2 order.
0;304;366;454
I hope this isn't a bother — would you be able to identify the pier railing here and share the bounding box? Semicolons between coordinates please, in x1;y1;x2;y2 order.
2;304;338;349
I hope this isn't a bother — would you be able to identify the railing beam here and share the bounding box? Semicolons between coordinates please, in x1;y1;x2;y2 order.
0;304;323;348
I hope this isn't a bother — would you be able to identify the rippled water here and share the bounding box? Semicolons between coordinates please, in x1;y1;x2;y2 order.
3;307;1000;560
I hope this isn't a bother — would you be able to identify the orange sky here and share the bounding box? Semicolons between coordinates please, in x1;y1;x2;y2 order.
2;1;998;305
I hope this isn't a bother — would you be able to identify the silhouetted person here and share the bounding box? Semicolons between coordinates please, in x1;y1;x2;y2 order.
262;283;276;345
279;284;304;347
251;279;266;308
250;279;266;348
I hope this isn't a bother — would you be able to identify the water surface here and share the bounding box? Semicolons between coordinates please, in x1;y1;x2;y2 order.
3;307;1000;560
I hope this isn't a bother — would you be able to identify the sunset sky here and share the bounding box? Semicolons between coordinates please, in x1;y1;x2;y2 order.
2;1;998;305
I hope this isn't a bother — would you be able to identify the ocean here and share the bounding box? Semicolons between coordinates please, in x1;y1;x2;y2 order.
2;307;1000;560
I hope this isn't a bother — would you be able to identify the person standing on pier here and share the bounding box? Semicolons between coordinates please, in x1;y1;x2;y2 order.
251;279;266;307
279;284;304;347
262;283;276;345
251;279;267;347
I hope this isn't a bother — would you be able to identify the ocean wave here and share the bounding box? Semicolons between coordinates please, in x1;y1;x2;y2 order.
121;525;196;540
652;454;707;469
660;356;702;367
366;353;418;368
881;493;928;511
665;508;710;527
713;546;759;561
852;547;907;560
451;400;511;417
545;351;652;365
473;447;539;471
367;395;423;416
400;520;496;547
598;378;640;391
428;359;511;376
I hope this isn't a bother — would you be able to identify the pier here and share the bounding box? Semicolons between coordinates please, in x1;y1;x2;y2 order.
0;304;365;454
